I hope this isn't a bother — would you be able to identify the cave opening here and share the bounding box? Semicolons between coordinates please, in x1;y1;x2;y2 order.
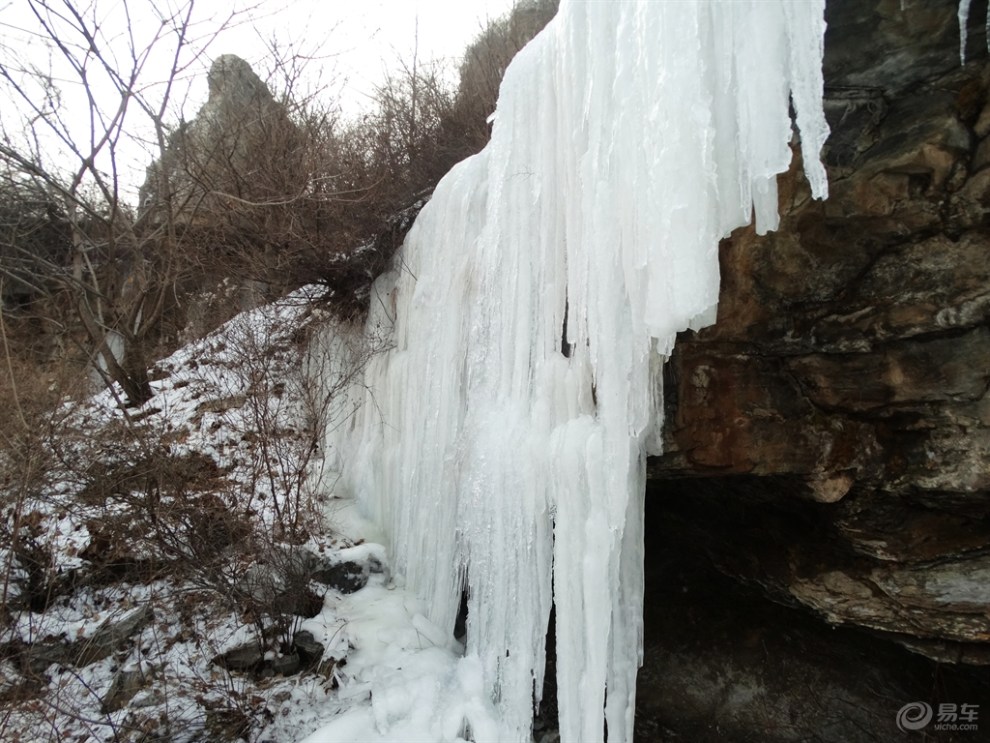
634;477;990;742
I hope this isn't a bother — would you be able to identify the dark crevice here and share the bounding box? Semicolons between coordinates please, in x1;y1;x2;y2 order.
561;296;572;359
636;480;990;742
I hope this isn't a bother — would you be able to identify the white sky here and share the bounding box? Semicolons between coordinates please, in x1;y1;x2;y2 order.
220;0;519;110
0;0;520;198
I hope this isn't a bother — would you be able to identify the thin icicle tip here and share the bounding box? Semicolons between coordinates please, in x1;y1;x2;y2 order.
958;0;990;64
960;0;971;63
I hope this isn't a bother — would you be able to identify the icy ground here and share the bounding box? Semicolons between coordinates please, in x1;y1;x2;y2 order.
0;288;497;743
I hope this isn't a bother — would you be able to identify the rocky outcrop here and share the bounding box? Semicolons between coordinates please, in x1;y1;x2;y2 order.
650;0;990;663
2;605;153;678
139;54;302;222
138;54;420;325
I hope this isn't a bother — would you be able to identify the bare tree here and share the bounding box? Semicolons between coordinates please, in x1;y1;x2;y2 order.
0;0;253;405
0;0;560;409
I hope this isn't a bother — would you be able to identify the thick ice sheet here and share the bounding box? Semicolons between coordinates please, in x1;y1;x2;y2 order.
320;1;828;741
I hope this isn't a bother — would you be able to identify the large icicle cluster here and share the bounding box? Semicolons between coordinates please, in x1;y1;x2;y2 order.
322;1;828;741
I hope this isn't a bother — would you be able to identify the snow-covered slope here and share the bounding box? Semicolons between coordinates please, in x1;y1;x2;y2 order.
0;289;415;743
319;1;829;741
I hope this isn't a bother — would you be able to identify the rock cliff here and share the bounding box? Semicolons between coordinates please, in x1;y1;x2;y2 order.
140;54;301;222
651;0;990;664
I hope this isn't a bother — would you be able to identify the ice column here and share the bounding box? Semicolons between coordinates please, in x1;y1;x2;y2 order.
325;1;829;741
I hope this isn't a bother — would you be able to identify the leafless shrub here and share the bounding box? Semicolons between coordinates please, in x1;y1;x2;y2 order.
442;0;560;161
0;304;94;629
0;3;563;737
0;0;263;406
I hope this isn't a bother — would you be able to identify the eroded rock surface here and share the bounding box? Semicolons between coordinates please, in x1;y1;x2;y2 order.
651;0;990;661
139;54;300;217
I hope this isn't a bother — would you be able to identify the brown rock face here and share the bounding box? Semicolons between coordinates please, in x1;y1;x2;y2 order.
650;0;990;661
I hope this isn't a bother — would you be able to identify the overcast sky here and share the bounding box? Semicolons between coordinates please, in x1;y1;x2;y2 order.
1;0;519;103
0;0;519;197
218;0;519;110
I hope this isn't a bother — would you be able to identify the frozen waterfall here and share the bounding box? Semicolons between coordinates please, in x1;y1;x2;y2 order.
320;1;829;741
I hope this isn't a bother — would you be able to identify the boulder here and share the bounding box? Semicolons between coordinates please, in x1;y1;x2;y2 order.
76;605;153;666
101;664;157;713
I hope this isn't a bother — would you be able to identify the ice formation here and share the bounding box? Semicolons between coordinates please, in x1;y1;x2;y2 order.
320;1;829;741
958;0;990;64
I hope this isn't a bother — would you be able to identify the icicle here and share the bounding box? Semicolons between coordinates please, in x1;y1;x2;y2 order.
957;0;990;63
320;2;829;741
960;0;972;64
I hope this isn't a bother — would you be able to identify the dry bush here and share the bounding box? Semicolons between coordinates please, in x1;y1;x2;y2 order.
0;313;94;625
442;0;560;161
0;1;559;372
175;3;562;310
356;60;456;208
0;1;561;639
43;295;372;655
130;53;398;328
256;0;562;306
0;1;268;406
336;0;559;219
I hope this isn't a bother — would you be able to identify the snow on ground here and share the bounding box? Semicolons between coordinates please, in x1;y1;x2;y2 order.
0;287;485;743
